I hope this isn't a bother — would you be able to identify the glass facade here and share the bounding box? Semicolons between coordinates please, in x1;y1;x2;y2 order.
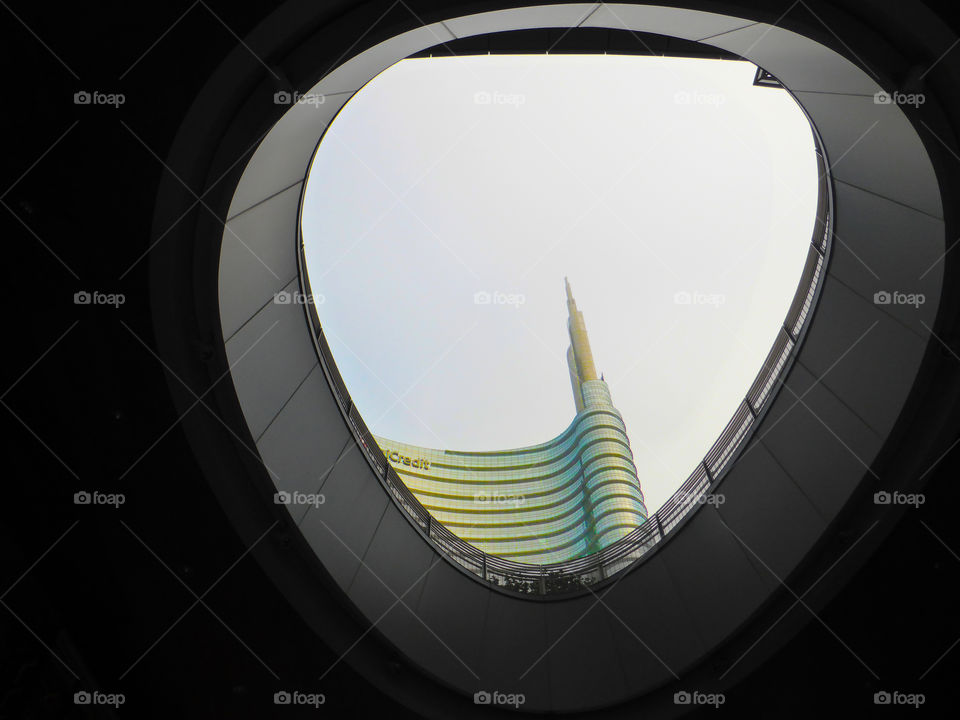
376;280;648;564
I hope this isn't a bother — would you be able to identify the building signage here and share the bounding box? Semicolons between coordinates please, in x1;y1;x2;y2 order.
384;449;431;470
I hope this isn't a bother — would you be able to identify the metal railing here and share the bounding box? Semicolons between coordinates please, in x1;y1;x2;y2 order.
301;147;832;598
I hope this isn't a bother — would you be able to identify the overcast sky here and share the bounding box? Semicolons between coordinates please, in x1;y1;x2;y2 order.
301;53;817;512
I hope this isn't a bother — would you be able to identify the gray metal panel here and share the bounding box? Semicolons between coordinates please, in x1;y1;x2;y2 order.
715;441;827;581
759;361;882;519
795;91;943;219
582;4;755;41
543;596;628;711
227;96;350;219
480;592;550;711
348;503;435;609
318;24;456;96
600;555;705;694
414;561;490;693
705;23;882;95
219;183;301;340
659;509;773;651
224;293;318;440
256;365;351;511
445;4;598;38
796;276;927;438
299;447;388;588
346;507;483;686
827;181;944;336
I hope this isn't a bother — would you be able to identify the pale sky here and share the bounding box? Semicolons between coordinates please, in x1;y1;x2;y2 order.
301;54;817;512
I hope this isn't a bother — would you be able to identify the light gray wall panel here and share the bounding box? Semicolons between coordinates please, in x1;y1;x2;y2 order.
318;24;456;96
795;91;942;219
706;23;882;95
582;4;755;41
225;294;318;440
827;182;944;336
256;365;351;506
227;96;350;219
759;362;882;518
446;4;598;37
797;276;927;437
348;503;435;609
219;183;301;339
299;447;389;588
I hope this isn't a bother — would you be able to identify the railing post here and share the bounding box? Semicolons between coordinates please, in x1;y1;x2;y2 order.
745;399;757;419
482;553;487;581
702;461;714;484
426;515;432;538
539;567;546;595
655;512;665;540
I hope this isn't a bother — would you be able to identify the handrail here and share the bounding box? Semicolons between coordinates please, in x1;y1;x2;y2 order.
301;143;831;598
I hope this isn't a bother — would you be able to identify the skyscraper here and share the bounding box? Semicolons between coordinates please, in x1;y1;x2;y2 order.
375;280;648;564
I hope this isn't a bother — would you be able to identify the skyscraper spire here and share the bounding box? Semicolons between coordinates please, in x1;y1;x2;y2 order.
565;277;598;412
